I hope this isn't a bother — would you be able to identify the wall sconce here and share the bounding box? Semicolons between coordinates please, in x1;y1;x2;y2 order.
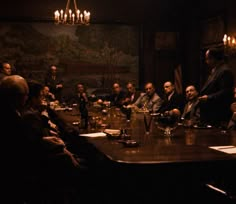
223;34;236;55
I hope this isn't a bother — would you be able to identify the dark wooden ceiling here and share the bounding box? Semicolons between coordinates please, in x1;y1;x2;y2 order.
0;0;228;28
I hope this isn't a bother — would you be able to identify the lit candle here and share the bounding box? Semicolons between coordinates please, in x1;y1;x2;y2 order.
60;10;64;21
72;13;75;24
87;12;90;21
80;13;83;23
223;34;227;45
84;10;87;22
87;12;91;23
232;37;235;46
64;14;67;23
77;10;80;18
54;10;59;22
228;36;231;46
69;9;72;20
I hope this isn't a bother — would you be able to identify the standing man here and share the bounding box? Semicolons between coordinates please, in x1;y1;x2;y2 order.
44;65;64;102
199;47;235;127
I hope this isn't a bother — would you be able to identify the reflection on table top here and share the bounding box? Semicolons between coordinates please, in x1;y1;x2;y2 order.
55;106;236;165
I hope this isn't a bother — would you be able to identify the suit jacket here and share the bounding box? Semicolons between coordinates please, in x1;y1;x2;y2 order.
181;99;200;125
134;92;163;113
200;63;235;126
1;106;34;201
124;90;142;104
108;90;127;108
44;74;64;101
158;91;185;114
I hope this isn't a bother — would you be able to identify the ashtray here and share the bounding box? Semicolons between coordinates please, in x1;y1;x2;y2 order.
104;129;121;139
122;140;139;147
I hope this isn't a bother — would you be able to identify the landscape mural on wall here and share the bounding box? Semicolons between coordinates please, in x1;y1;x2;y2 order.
0;22;139;98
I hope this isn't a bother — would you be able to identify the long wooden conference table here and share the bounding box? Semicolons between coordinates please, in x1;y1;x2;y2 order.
54;106;236;203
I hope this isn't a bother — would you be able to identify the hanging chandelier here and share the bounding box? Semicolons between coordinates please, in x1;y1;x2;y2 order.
54;0;91;25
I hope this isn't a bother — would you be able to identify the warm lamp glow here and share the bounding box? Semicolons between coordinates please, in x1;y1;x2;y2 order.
222;33;236;55
54;0;91;25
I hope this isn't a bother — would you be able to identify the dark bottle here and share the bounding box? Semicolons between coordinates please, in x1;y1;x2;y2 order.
79;97;88;129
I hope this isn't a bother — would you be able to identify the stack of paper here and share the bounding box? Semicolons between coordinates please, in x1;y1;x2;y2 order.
209;145;236;154
79;132;107;137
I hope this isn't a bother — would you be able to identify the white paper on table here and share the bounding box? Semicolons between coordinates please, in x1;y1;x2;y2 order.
209;145;236;154
104;129;121;135
79;132;107;137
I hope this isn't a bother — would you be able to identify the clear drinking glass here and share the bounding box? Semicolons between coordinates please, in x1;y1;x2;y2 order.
143;112;153;134
154;114;178;137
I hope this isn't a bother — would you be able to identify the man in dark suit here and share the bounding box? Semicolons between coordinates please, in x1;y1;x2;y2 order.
158;81;185;115
44;65;64;102
227;87;236;129
108;82;127;108
0;75;30;202
199;47;235;127
181;85;200;127
123;81;142;105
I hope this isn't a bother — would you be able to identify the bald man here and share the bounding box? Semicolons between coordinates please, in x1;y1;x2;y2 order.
1;76;85;202
0;75;30;202
199;48;234;127
181;85;200;127
0;62;12;81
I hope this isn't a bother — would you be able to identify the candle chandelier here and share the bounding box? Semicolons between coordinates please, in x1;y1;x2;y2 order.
54;0;91;25
222;34;236;55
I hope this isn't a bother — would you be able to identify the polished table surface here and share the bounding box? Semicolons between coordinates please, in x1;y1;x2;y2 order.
87;128;236;165
55;107;236;165
54;106;236;203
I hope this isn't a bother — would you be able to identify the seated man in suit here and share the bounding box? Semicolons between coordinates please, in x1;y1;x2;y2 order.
133;82;163;113
41;85;56;104
123;81;142;105
227;87;236;129
121;82;142;120
158;81;185;115
181;85;200;127
107;82;127;108
0;75;30;202
1;76;91;202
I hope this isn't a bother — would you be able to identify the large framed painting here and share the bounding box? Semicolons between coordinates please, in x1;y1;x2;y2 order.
0;23;139;97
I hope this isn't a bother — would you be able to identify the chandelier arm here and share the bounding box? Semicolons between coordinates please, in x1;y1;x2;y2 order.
65;0;71;14
73;0;78;11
